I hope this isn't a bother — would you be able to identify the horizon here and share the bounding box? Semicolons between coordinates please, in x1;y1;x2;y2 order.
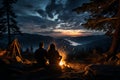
17;32;105;38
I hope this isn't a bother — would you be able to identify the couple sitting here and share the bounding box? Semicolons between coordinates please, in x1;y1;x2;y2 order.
34;42;62;68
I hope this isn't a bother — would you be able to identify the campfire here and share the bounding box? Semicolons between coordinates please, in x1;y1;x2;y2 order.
58;49;70;69
59;59;70;68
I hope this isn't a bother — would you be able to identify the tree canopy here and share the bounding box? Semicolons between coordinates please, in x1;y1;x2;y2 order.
73;0;119;36
73;0;120;60
0;0;21;44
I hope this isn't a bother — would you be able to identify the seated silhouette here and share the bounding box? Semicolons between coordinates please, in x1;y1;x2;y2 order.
34;42;47;67
47;43;62;67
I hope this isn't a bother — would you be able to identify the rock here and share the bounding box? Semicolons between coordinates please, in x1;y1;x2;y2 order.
84;64;120;80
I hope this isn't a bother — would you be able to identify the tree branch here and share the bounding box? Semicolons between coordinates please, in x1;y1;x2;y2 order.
95;17;118;24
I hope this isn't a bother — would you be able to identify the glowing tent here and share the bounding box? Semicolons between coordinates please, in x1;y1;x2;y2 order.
8;39;23;63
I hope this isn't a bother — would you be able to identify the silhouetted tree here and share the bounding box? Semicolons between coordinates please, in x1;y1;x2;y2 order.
73;0;120;60
0;0;21;45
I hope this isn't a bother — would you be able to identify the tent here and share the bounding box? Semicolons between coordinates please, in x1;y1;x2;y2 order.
8;39;23;63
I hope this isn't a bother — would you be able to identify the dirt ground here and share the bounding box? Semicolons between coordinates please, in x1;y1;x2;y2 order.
1;60;120;80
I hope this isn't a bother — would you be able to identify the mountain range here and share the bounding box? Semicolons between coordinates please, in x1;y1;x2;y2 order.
0;33;111;54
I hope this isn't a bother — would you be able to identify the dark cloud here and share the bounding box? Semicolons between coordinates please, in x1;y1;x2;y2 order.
14;0;89;30
45;0;64;18
65;0;89;10
37;9;47;18
23;4;34;8
17;15;58;34
36;31;61;34
1;0;99;36
37;0;90;30
56;0;90;28
39;25;48;29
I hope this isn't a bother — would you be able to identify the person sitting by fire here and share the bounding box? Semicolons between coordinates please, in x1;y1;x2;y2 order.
47;43;62;67
34;42;47;67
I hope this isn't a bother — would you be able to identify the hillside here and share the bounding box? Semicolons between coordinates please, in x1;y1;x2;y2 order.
0;34;111;53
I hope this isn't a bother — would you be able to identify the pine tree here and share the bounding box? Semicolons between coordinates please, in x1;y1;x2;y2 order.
0;0;21;45
73;0;120;60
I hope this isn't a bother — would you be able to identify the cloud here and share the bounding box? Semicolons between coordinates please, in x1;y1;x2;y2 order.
45;0;64;19
36;30;61;34
37;9;47;18
40;0;90;30
17;15;59;35
0;0;101;37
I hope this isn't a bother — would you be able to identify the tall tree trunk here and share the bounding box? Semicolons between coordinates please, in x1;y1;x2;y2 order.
108;25;120;54
106;0;120;60
7;3;11;46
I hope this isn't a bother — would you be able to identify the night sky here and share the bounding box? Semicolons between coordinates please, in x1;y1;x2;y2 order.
1;0;104;37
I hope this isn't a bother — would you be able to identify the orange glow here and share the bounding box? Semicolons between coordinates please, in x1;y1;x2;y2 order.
59;60;66;66
53;29;85;37
0;50;6;56
58;49;70;69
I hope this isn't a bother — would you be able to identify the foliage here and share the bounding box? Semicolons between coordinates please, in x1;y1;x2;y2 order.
0;0;21;44
73;0;119;36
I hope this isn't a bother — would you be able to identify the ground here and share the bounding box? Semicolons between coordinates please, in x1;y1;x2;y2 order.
1;60;120;80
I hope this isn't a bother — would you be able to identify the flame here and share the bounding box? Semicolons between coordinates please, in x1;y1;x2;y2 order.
59;60;66;66
58;49;70;68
